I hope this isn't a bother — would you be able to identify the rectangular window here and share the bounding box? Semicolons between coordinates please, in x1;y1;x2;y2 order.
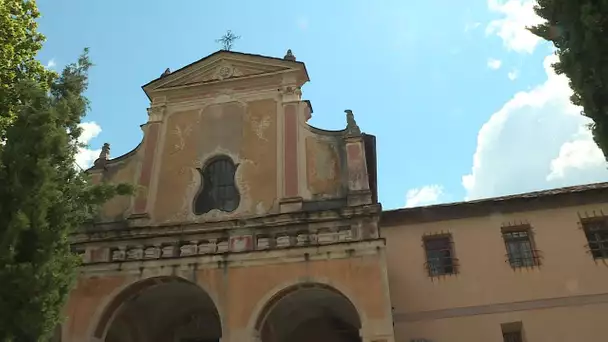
582;220;608;259
501;321;524;342
502;228;538;267
423;235;456;276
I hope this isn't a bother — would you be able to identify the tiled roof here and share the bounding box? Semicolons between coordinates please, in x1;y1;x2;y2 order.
382;182;608;225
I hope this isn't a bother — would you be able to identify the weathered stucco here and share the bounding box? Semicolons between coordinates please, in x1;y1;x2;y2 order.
65;250;390;342
70;50;386;342
383;201;608;342
97;156;139;221
304;135;345;199
153;99;278;223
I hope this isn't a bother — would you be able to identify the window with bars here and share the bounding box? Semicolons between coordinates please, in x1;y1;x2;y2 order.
193;156;240;215
423;235;456;277
501;322;524;342
502;228;539;268
582;220;608;259
503;331;523;342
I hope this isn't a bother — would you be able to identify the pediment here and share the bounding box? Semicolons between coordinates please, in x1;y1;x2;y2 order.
143;51;308;96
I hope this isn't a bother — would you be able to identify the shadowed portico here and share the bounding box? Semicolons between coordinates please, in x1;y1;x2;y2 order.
97;277;221;342
255;283;362;342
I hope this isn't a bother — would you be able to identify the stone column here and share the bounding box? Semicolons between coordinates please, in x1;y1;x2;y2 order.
131;104;165;220
343;110;372;206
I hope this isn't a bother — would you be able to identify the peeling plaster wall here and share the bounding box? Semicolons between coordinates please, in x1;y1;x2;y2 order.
97;155;139;222
301;124;348;201
65;254;389;342
153;99;278;223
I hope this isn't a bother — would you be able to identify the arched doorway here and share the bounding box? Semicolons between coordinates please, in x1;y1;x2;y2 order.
96;277;221;342
256;283;362;342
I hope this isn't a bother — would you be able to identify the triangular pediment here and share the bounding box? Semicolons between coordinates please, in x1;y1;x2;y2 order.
143;51;308;96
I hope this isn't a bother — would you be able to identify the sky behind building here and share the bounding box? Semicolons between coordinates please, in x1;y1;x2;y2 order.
36;0;608;209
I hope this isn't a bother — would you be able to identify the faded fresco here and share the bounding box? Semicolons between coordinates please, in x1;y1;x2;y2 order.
153;99;278;223
304;134;345;199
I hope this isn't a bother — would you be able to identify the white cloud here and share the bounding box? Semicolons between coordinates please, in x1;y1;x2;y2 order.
507;69;519;80
46;59;56;69
487;58;503;70
405;185;444;207
486;0;545;54
462;54;608;200
75;121;102;169
547;127;607;183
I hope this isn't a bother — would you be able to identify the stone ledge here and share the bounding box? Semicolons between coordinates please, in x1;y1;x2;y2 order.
79;238;386;277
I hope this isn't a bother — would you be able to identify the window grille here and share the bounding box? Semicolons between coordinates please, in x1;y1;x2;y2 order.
502;228;539;267
582;220;608;259
193;156;240;214
423;236;456;276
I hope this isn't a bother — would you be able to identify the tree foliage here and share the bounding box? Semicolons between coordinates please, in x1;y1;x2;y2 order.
0;48;132;342
0;2;133;339
0;0;54;140
529;0;608;160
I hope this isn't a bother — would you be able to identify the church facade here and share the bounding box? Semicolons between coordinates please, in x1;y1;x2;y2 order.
63;50;608;342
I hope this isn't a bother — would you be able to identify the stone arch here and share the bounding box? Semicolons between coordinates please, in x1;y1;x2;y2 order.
92;276;222;342
251;279;364;342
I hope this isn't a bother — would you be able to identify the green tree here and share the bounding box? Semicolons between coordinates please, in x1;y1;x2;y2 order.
530;0;608;160
0;0;54;141
0;50;132;341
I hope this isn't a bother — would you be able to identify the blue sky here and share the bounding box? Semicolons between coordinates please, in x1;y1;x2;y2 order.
37;0;608;210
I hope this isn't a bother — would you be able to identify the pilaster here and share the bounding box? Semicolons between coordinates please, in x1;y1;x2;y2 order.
279;85;303;212
344;110;373;206
131;104;165;218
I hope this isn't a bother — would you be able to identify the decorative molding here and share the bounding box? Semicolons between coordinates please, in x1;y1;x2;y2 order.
147;105;166;122
280;85;302;103
93;226;359;266
79;239;386;276
74;203;382;243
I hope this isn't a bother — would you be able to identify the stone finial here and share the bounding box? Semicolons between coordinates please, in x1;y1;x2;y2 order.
161;68;171;78
93;143;110;168
284;49;296;61
344;109;361;137
99;143;110;160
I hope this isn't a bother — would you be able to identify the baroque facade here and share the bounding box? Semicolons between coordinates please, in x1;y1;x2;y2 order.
63;50;608;342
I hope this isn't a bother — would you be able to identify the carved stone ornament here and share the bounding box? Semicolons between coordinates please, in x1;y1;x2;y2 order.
147;105;166;122
111;249;125;261
218;66;233;79
144;246;161;259
93;143;111;168
280;85;302;102
126;247;143;260
284;49;296;61
344;109;361;137
180;243;198;257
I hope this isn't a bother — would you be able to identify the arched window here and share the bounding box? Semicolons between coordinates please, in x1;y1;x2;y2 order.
193;156;240;214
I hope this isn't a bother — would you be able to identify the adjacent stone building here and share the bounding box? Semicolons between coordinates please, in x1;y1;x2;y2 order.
62;50;608;342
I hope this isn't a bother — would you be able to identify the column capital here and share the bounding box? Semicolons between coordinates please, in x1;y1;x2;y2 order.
147;104;166;122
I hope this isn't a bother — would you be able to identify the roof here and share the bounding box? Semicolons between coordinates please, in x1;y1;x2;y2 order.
141;49;309;94
381;182;608;225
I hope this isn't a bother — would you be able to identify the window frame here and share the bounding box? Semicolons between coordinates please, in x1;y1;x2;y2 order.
193;155;240;215
501;321;524;342
501;225;540;268
422;234;458;277
581;218;608;260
